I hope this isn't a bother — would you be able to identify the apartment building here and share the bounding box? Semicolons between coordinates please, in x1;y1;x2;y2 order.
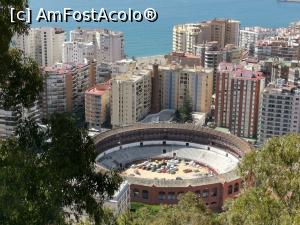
104;181;130;216
173;18;240;54
173;23;210;53
12;27;65;66
85;84;111;130
258;58;300;84
258;80;300;144
289;67;300;85
62;41;95;64
111;59;137;78
288;21;300;35
165;52;201;67
215;63;265;139
239;27;278;56
111;68;152;127
70;28;125;63
195;42;242;91
206;18;240;48
151;63;213;114
41;62;96;120
255;39;300;61
0;104;40;139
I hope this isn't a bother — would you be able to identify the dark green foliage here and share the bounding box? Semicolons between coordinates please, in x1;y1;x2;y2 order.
0;0;42;109
173;95;193;123
0;49;43;109
0;114;122;225
0;0;29;54
0;2;122;224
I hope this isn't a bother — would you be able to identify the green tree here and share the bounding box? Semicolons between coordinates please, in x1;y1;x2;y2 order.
119;193;216;225
1;1;122;224
151;192;215;225
220;134;300;225
173;109;181;123
173;94;193;123
180;94;193;123
0;113;122;225
0;0;42;109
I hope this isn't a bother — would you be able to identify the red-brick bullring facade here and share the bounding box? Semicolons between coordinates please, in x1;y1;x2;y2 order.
94;123;251;210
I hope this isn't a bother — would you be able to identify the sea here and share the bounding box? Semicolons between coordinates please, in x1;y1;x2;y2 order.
30;0;300;57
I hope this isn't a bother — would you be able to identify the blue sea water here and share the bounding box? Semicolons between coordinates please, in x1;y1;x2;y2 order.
30;0;300;57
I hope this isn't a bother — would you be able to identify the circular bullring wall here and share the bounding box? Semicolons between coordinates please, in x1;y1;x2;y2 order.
94;123;251;210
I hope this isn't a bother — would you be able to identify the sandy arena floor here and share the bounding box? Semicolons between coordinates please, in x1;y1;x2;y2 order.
122;159;213;180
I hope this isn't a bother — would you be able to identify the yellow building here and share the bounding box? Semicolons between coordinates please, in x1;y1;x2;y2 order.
85;84;111;130
173;18;240;53
156;63;213;114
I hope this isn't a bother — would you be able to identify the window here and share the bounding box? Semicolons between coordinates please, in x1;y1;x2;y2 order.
142;190;149;199
202;189;209;198
163;149;166;154
133;189;140;198
234;183;239;192
158;192;166;200
168;192;176;201
228;185;233;195
195;190;201;198
211;187;218;197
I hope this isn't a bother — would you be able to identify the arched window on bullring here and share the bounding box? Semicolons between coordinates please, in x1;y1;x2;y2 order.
168;192;176;201
228;185;233;195
142;190;149;199
234;183;239;193
133;189;140;198
211;187;218;197
195;190;201;198
158;192;166;200
202;189;209;198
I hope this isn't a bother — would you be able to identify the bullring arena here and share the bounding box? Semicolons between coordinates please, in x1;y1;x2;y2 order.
94;123;251;210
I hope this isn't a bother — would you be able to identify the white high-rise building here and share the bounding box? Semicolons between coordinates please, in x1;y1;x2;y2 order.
62;42;95;64
70;28;125;64
173;23;210;53
40;28;65;66
111;68;152;128
11;28;41;62
239;27;278;56
258;80;300;144
12;27;65;66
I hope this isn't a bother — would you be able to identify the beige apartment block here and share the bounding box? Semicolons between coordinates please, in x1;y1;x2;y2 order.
111;68;152;127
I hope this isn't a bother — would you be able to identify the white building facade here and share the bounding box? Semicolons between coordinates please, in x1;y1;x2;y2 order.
12;27;65;66
258;80;300;144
